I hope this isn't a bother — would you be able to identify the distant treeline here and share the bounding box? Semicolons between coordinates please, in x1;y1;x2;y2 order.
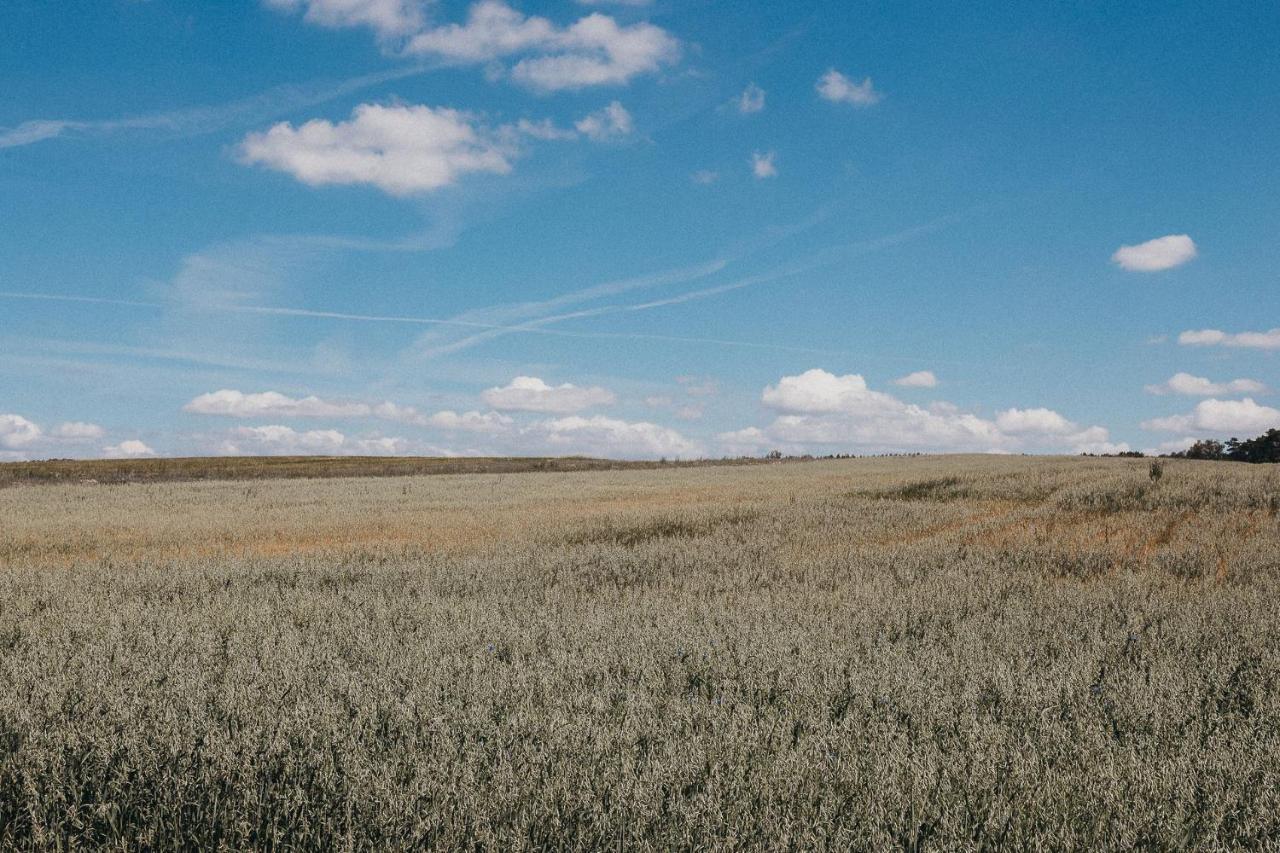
1167;428;1280;464
1085;428;1280;463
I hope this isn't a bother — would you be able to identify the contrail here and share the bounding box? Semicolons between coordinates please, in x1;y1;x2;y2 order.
0;209;976;362
0;288;850;357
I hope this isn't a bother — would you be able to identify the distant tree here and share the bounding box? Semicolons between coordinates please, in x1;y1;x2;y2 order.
1226;428;1280;464
765;450;783;460
1166;429;1280;463
1176;439;1227;461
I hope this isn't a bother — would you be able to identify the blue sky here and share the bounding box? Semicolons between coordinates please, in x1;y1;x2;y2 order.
3;0;1279;460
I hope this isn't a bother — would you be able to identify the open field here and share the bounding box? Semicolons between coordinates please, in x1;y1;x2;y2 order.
2;456;1279;849
0;454;769;488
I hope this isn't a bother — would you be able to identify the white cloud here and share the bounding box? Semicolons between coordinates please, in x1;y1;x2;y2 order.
718;426;770;456
352;436;413;454
263;0;425;39
482;376;616;413
691;170;719;185
0;414;41;449
226;425;349;454
574;100;633;140
102;439;156;458
1144;373;1265;397
676;375;718;397
1111;234;1197;272
238;103;513;196
52;422;106;440
816;69;882;106
511;14;680;91
762;369;895;415
737;83;765;114
405;0;554;62
403;1;679;92
185;389;372;418
723;369;1122;455
751;150;777;179
427;410;514;433
186;390;520;437
533;415;701;458
216;425;443;456
513;117;578;141
994;407;1076;435
1178;328;1280;350
1142;398;1280;435
892;370;938;388
1141;436;1202;456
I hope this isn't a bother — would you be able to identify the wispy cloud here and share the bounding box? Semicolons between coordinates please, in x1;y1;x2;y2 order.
1144;373;1265;396
737;83;765;114
751;150;777;179
816;69;882;106
1178;328;1280;350
0;211;972;366
0;67;426;150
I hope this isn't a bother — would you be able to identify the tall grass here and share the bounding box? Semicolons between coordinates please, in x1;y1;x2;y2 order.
1;456;1277;848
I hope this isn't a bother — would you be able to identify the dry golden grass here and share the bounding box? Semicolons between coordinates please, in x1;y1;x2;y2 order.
1;455;1278;848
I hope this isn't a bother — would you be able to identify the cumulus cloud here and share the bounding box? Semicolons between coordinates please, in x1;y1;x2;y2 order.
403;1;679;92
1178;328;1280;350
428;410;514;433
405;0;554;61
185;389;372;418
719;426;770;456
816;69;882;106
238;103;513;196
994;407;1076;435
1111;234;1197;272
1144;373;1265;397
511;14;679;91
52;422;106;440
374;402;513;434
761;370;896;415
263;0;425;38
533;415;701;458
216;425;447;456
482;376;616;413
1141;436;1202;456
225;425;348;454
574;100;633;140
102;439;156;458
737;83;765;114
721;369;1122;455
751;150;777;179
0;414;42;449
892;370;938;388
1142;398;1280;435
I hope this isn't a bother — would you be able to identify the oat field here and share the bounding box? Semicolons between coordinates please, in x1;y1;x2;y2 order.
1;456;1278;850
